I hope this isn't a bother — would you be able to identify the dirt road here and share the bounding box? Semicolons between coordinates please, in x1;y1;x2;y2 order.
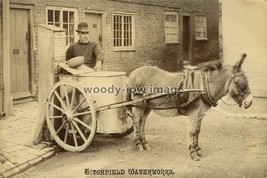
14;109;267;178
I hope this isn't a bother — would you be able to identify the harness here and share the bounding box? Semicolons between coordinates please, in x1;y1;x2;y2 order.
138;69;215;113
200;70;218;107
134;68;247;114
175;69;217;113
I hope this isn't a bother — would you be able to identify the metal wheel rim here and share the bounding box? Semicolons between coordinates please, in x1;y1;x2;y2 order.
46;81;97;152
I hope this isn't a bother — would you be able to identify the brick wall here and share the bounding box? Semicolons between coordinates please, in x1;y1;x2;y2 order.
8;0;219;98
190;0;220;64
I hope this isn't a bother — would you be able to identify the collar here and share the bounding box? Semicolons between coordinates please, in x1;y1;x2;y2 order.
201;70;218;107
78;40;90;45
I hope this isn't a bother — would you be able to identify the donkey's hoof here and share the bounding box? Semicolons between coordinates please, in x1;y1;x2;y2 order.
143;144;152;151
190;152;200;161
196;149;203;157
137;144;144;152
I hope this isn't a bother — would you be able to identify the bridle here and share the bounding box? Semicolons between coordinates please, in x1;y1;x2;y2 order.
222;71;251;107
201;70;250;107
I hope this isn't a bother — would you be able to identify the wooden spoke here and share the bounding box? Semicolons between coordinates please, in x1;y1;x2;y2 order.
56;120;67;135
46;81;96;152
48;102;65;114
72;121;87;143
73;111;91;117
64;123;69;143
70;123;78;147
73;97;86;113
70;87;76;109
62;85;70;109
73;117;92;131
49;115;62;120
53;90;67;111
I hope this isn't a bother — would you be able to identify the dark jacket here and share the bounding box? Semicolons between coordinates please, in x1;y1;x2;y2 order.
66;41;104;68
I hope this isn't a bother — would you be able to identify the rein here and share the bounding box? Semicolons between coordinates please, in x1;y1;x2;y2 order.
219;97;237;106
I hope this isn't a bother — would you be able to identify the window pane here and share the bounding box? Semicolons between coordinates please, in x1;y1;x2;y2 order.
171;15;176;22
48;10;53;22
55;10;60;22
69;12;74;23
165;14;171;22
63;11;68;23
70;36;74;44
63;24;68;35
69;24;74;35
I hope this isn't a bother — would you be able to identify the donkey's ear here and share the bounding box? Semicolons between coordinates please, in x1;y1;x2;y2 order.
233;53;247;72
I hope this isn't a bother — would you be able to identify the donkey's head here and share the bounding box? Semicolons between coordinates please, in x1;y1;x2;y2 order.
225;54;253;109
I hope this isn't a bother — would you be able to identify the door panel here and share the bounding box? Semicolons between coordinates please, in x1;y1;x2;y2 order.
10;9;31;99
85;13;102;46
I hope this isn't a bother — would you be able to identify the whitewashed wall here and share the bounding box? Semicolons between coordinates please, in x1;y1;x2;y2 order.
221;0;267;97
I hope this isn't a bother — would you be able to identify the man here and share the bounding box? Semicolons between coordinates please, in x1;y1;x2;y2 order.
66;22;104;71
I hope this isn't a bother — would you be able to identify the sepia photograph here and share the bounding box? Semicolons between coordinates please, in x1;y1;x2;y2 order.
0;0;266;177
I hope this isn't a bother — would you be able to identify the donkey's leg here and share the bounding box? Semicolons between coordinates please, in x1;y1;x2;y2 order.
187;102;209;161
132;106;146;152
195;112;205;157
187;113;200;161
139;108;151;151
188;110;204;161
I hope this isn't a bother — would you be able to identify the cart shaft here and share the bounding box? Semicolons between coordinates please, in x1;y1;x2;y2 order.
96;89;204;111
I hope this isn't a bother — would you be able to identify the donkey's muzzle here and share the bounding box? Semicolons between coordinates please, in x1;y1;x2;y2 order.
242;93;253;109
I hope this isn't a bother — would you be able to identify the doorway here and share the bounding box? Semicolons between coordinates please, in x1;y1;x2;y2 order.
10;8;32;100
183;15;191;63
85;13;103;47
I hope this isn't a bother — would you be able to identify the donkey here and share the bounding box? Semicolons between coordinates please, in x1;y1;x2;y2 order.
128;54;253;161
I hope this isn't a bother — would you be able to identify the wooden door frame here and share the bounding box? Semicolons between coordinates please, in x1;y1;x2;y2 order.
10;3;35;97
85;10;105;51
182;12;192;64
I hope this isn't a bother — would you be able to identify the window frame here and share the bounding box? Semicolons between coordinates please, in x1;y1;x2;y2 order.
164;11;179;44
46;6;78;45
113;12;135;51
195;14;208;40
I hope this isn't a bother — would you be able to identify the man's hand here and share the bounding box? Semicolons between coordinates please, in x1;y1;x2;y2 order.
94;60;103;72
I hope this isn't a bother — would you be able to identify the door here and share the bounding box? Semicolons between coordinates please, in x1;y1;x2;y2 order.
10;9;31;99
85;13;102;46
183;16;191;63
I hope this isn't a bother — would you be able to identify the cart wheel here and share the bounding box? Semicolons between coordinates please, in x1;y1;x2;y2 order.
110;126;134;138
46;81;97;152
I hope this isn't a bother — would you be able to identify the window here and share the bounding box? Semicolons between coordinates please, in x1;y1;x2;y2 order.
113;13;134;50
165;12;179;43
47;7;77;45
195;14;207;40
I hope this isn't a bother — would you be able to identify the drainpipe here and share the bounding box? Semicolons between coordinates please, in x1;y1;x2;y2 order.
0;1;5;117
0;88;4;116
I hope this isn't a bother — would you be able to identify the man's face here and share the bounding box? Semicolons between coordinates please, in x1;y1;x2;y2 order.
78;32;89;43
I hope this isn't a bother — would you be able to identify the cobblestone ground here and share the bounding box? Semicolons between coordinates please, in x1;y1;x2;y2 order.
0;102;54;177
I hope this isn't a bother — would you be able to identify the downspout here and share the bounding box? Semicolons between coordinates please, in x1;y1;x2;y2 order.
0;1;6;117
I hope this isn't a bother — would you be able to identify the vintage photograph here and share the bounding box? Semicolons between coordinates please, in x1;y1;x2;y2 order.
0;0;266;177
